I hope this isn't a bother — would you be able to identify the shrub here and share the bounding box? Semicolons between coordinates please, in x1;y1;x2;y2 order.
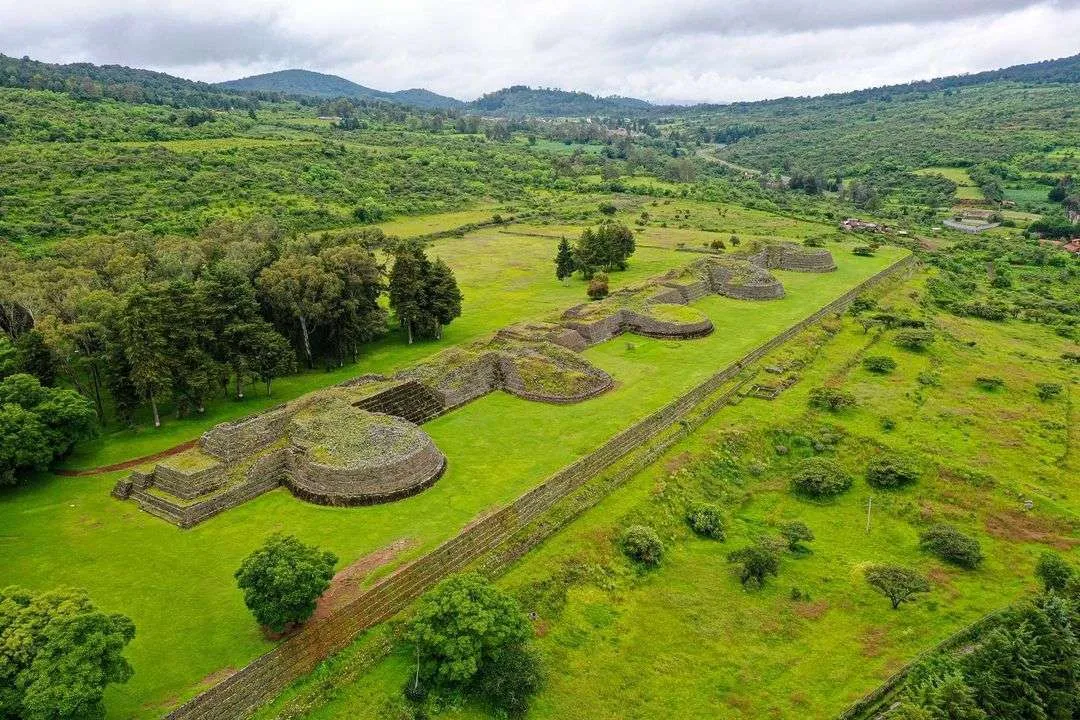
1034;551;1074;592
709;238;726;250
728;540;781;588
894;329;935;351
790;457;853;499
862;355;897;374
621;525;664;567
686;502;726;540
586;273;609;300
866;454;920;489
849;295;878;315
865;565;930;609
853;245;875;256
778;520;814;551
808;386;857;412
1035;382;1062;401
974;376;1004;391
598;202;617;215
919;524;983;569
235;534;338;631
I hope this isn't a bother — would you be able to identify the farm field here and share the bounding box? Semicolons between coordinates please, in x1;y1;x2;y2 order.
913;166;985;201
259;264;1078;720
0;219;905;718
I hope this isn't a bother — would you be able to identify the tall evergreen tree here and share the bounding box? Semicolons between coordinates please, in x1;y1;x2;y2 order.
388;242;431;345
423;258;462;340
554;237;575;280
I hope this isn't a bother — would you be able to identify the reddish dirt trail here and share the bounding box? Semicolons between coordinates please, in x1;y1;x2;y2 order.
55;440;198;477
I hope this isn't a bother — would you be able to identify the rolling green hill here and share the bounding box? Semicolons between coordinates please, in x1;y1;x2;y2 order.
217;69;463;109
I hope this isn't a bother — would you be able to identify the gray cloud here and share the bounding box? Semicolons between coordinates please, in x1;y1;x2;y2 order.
0;0;1077;103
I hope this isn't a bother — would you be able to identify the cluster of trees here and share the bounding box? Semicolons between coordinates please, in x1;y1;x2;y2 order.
553;221;636;281
0;219;462;477
892;561;1078;719
0;586;136;720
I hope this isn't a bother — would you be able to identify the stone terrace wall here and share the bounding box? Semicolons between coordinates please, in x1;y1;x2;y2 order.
352;380;445;425
164;253;915;720
152;464;227;501
200;405;298;462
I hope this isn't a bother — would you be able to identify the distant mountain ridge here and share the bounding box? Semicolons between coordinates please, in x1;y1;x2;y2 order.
216;69;464;110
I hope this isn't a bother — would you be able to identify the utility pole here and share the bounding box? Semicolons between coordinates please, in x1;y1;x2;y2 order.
865;496;873;534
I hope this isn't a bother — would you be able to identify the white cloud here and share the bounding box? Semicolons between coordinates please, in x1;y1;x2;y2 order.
0;0;1077;103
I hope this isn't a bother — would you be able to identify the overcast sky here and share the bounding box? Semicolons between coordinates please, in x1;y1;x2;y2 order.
1;0;1078;104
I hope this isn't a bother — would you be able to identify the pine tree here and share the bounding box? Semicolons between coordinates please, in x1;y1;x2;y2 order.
424;258;462;340
388;242;430;345
554;237;575;280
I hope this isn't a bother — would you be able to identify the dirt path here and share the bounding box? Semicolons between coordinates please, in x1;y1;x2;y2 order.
54;440;198;477
313;538;417;620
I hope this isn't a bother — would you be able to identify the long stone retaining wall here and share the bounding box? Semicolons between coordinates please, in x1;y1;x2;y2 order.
164;254;916;720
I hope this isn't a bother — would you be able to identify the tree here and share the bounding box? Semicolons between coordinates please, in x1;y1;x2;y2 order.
258;255;344;367
865;565;930;609
321;245;389;361
423;258;462;340
1034;551;1074;592
728;540;782;588
234;534;337;632
407;574;531;688
0;403;50;484
861;355;897;374
620;525;664;567
587;273;609;300
553;237;575;281
778;520;815;552
117;285;172;427
0;586;135;720
686;502;726;540
388;242;430;345
472;645;544;718
919;524;983;569
246;326;296;398
808;386;857;412
866;454;920;489
1036;382;1062;402
790;457;852;499
13;330;57;386
389;244;462;343
894;329;935;351
0;374;96;484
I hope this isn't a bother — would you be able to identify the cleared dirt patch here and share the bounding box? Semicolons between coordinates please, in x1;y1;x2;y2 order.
56;440;197;476
793;599;829;620
984;510;1079;550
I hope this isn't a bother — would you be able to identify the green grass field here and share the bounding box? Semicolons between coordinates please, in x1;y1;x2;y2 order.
265;266;1077;720
0;230;904;718
914;166;985;201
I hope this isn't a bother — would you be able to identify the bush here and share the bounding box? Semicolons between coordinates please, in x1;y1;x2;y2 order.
974;376;1004;391
866;454;920;489
919;524;983;569
778;520;814;551
790;457;853;499
598;202;617;216
853;245;876;257
1034;551;1074;592
586;273;609;300
1035;382;1062;401
862;355;897;374
234;534;338;631
894;329;935;351
808;386;857;412
728;540;781;588
686;502;725;540
621;525;664;567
